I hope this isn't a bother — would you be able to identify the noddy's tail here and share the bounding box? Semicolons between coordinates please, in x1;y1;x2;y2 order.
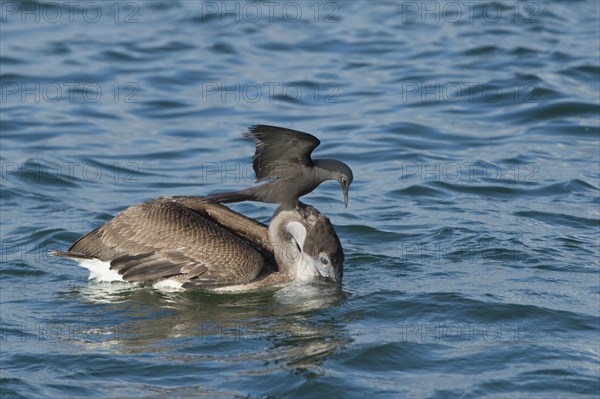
202;189;255;204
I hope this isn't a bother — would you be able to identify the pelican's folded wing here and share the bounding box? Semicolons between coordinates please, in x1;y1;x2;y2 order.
64;198;264;286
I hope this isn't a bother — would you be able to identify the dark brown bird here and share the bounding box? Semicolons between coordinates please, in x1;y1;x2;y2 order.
53;196;344;291
203;125;354;209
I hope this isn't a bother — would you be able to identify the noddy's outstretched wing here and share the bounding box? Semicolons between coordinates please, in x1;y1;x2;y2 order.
61;198;265;286
245;125;321;182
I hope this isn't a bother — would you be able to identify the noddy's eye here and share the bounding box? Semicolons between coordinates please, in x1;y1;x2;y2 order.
320;256;329;266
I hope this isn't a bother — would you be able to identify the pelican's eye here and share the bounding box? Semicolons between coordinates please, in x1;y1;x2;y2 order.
341;177;347;185
320;256;330;266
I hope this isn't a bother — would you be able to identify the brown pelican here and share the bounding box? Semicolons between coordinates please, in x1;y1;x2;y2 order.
53;196;343;291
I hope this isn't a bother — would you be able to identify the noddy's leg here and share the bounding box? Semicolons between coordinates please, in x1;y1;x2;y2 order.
296;201;313;224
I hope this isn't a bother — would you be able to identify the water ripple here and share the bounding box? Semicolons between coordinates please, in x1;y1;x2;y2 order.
1;0;599;398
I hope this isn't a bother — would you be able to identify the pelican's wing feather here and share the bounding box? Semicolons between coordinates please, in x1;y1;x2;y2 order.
64;198;264;286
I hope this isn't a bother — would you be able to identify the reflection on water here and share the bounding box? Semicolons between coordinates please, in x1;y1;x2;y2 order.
69;281;350;372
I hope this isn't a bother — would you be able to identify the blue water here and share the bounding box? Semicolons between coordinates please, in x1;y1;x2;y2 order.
1;1;599;398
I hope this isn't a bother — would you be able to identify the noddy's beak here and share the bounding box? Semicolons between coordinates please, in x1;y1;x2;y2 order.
343;186;349;208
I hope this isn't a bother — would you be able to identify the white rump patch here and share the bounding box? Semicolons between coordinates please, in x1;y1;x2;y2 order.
77;258;185;291
77;259;123;282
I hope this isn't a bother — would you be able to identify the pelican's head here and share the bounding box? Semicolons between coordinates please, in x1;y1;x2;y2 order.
270;204;344;283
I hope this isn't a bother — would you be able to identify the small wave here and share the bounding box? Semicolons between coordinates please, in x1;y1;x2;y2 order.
390;185;447;198
515;210;600;229
495;100;600;124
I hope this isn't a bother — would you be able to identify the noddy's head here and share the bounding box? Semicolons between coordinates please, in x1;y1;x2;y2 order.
336;164;353;208
271;205;344;283
315;160;354;208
